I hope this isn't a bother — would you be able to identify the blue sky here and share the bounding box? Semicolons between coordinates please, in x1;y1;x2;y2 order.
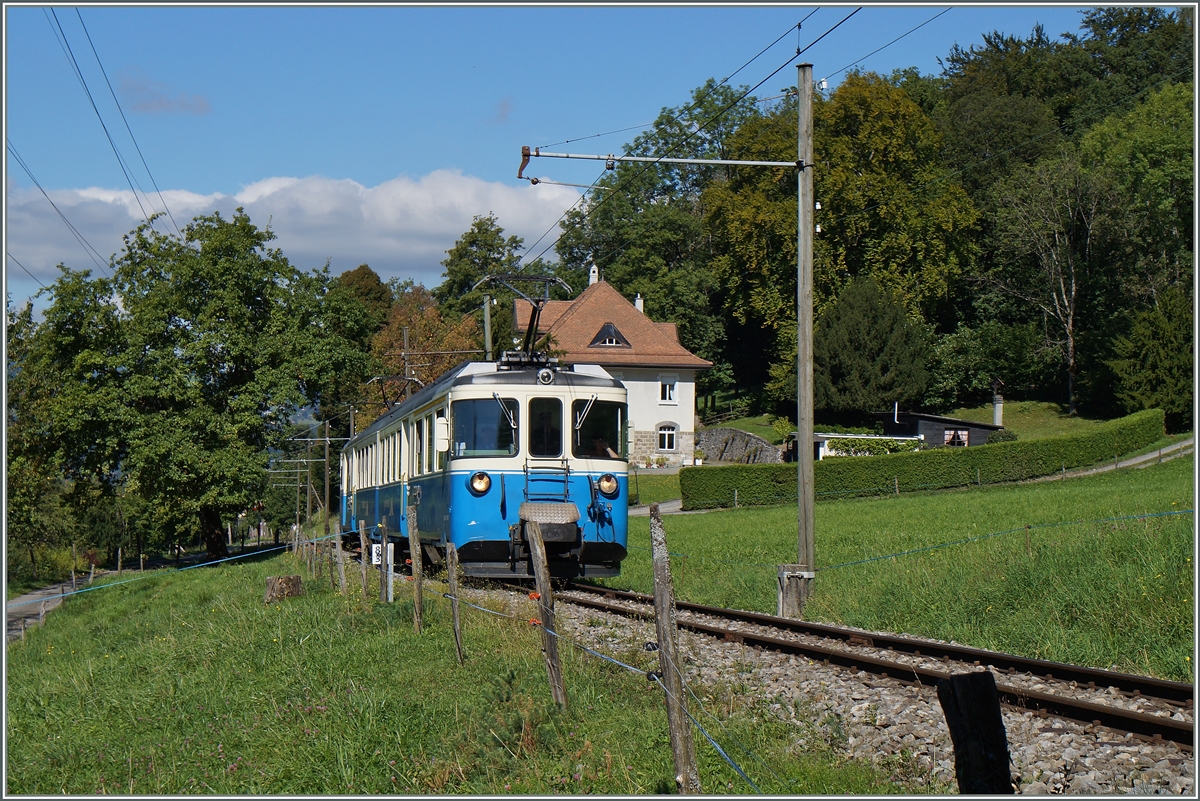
5;4;1094;311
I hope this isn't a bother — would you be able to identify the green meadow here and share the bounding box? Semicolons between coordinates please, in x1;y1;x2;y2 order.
600;456;1194;682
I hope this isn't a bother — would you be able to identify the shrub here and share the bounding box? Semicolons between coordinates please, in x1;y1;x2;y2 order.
680;409;1164;509
824;437;920;456
987;428;1019;444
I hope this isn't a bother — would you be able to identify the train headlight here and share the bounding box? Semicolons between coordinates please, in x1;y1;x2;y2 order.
469;471;492;495
597;473;619;498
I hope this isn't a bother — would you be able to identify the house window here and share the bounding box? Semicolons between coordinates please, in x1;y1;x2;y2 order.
944;429;969;447
659;375;677;404
657;424;677;451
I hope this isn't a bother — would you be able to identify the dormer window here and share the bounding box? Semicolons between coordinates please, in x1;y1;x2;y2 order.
588;322;631;348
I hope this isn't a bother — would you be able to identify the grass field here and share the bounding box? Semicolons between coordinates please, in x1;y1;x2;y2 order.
628;471;681;506
948;401;1101;440
7;551;916;795
597;456;1194;682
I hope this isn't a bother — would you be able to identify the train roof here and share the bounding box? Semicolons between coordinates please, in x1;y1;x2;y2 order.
343;361;623;451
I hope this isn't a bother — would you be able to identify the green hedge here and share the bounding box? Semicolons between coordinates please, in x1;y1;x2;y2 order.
680;409;1165;510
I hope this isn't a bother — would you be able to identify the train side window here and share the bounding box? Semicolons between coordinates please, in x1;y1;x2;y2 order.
529;397;563;458
424;414;435;473
414;419;424;476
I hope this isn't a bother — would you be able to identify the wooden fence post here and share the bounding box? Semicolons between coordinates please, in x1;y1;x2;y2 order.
407;506;423;633
358;521;369;600
72;542;77;592
88;564;95;584
447;543;464;664
936;671;1013;794
335;532;347;596
525;521;566;707
387;540;395;603
379;524;389;603
117;546;122;575
329;538;338;590
649;503;701;794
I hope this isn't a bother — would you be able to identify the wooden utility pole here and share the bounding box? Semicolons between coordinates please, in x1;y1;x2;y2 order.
526;521;567;707
781;62;816;619
407;505;423;633
650;504;701;793
447;544;464;664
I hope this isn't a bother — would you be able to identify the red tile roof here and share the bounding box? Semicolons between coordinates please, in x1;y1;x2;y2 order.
515;281;712;369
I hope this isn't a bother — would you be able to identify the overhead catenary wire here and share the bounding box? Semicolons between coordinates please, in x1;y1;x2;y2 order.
75;8;182;238
7;138;111;276
45;9;156;229
538;10;821;151
6;252;47;289
522;8;862;269
519;15;824;273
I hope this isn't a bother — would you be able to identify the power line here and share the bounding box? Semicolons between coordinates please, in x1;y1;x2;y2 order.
520;17;823;273
523;8;862;269
819;7;951;85
45;8;154;227
538;11;821;151
75;8;181;238
6;252;47;289
7;138;111;275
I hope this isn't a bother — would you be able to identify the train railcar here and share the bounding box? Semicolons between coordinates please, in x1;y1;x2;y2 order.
340;357;629;578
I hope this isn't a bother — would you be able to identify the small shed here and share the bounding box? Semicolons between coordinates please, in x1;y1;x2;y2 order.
875;411;1002;447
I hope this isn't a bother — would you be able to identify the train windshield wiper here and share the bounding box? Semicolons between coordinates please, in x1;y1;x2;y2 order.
493;392;517;430
574;394;597;430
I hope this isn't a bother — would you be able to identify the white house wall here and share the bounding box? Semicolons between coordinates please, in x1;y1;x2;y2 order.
606;366;696;466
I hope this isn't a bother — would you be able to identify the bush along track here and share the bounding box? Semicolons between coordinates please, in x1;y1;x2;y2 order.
680;409;1165;510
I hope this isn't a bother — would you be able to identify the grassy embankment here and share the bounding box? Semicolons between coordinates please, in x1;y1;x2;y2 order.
7;551;915;795
599;455;1193;682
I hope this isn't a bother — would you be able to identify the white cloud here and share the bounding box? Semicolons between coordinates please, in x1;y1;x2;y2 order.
5;170;581;309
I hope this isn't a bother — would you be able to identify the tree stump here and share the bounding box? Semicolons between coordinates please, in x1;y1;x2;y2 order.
264;575;305;604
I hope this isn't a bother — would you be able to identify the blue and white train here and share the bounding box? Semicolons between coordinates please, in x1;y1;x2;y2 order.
340;356;629;578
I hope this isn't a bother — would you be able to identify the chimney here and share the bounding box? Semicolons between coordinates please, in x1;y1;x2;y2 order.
635;293;644;313
588;262;599;286
991;377;1004;427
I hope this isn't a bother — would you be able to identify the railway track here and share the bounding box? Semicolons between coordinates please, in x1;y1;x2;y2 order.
550;581;1193;749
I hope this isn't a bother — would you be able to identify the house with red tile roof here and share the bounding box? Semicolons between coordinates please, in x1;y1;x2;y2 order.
515;273;711;467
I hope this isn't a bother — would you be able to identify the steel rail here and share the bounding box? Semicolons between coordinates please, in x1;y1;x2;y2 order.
566;582;1194;706
557;583;1193;748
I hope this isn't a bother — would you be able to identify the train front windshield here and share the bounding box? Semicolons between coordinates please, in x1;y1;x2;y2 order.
451;397;519;457
572;400;627;460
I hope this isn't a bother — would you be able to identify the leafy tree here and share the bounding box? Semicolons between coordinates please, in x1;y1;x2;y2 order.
984;145;1121;413
1108;286;1193;432
433;213;540;352
555;79;760;392
358;281;481;426
921;321;1060;411
1080;81;1194;305
335;264;393;335
768;277;929;418
17;210;369;558
814;72;979;323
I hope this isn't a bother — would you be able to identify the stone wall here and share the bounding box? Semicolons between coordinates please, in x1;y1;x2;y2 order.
695;427;781;464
